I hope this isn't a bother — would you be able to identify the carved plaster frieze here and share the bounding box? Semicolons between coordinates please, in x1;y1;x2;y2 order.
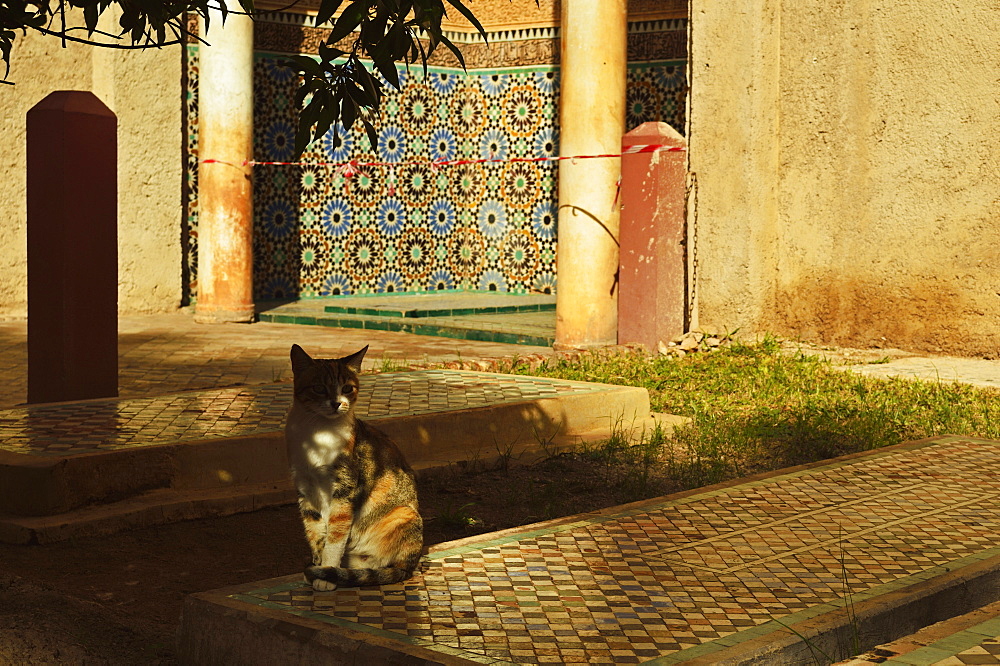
240;0;686;33
440;0;686;32
187;12;686;65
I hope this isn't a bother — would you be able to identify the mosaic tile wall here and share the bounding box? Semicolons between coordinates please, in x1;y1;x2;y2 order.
183;36;687;303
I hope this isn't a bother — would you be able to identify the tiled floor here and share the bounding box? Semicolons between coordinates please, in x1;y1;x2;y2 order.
0;371;602;457
211;436;1000;664
0;312;554;409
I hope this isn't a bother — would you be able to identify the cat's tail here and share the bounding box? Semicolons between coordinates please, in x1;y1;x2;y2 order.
305;564;415;588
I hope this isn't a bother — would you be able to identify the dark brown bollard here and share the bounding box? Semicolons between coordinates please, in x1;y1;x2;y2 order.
27;91;118;403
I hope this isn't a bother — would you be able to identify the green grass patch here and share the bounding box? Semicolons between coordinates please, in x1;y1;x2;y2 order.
495;338;1000;491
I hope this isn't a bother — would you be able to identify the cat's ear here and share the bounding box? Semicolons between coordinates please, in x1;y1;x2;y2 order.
342;345;369;372
290;344;313;373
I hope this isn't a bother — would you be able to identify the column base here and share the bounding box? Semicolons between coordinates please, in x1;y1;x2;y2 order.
552;340;618;352
193;306;255;324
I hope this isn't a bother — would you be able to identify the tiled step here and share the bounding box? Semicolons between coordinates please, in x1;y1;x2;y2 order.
0;481;297;545
0;371;660;544
257;294;557;346
322;296;555;319
836;599;1000;665
178;436;1000;665
258;310;555;347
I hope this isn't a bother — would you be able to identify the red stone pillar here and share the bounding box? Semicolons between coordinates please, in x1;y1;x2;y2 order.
618;122;687;350
27;91;118;403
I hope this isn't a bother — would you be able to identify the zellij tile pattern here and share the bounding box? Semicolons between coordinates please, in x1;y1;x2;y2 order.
184;46;686;302
235;437;1000;664
0;371;601;456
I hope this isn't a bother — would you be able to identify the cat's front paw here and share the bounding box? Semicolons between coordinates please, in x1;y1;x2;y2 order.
304;565;338;592
312;578;337;592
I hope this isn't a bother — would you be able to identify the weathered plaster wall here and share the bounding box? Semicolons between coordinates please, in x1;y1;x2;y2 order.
686;0;782;333
0;27;92;319
690;0;1000;356
0;14;183;318
97;11;185;314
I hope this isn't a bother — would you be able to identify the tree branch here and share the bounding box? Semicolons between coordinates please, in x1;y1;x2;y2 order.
29;24;185;49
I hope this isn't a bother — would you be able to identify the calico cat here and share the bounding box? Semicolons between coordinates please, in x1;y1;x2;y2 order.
285;343;423;591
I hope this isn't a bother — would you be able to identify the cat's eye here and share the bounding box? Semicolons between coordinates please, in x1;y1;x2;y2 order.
311;385;327;395
342;385;356;395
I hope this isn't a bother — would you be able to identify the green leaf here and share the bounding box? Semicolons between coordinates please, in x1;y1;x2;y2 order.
83;4;99;33
354;60;381;101
370;53;399;89
285;54;322;75
361;116;378;152
314;0;345;28
296;92;335;155
293;122;313;158
443;0;487;42
327;1;366;44
385;20;409;60
344;79;373;109
318;42;345;62
313;105;336;143
0;38;11;79
340;94;357;129
300;93;324;129
364;4;389;46
438;32;465;69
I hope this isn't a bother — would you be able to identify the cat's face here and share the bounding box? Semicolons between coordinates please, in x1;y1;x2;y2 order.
289;344;368;420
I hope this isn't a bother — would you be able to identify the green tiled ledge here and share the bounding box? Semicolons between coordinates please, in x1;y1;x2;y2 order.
323;302;556;319
257;312;554;347
881;615;1000;665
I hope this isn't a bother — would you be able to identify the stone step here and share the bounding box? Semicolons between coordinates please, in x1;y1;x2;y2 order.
0;417;686;546
0;370;667;544
0;481;296;545
835;598;1000;665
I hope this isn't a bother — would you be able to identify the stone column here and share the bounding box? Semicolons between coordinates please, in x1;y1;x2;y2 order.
554;0;628;349
195;2;255;323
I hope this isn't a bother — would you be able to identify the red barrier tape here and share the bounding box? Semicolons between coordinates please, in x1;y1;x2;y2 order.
200;143;685;171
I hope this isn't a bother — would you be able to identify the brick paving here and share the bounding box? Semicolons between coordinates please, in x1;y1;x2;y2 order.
847;355;1000;391
3;313;997;412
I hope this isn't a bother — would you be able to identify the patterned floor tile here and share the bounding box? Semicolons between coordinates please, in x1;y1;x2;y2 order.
0;371;603;457
233;437;1000;664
